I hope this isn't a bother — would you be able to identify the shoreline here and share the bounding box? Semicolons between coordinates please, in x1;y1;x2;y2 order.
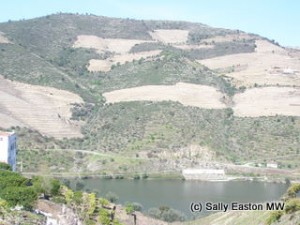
21;171;296;184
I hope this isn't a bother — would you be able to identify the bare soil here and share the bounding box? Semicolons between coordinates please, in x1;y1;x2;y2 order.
149;29;189;44
87;50;162;72
200;33;254;44
233;87;300;117
0;32;11;44
0;76;83;139
73;35;152;54
198;40;300;87
103;82;227;109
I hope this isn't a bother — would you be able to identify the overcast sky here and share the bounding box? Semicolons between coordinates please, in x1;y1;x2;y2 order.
1;0;299;47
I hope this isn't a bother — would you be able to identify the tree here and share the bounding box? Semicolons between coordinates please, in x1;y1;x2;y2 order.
0;170;28;190
0;186;37;210
98;208;110;225
0;162;11;171
32;176;61;198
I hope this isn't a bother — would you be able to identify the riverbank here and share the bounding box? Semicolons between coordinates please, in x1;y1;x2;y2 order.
22;170;297;184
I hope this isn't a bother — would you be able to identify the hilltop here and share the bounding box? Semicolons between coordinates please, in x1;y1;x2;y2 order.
0;13;299;178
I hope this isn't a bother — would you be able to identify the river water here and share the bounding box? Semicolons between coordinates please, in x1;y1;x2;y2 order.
70;179;288;218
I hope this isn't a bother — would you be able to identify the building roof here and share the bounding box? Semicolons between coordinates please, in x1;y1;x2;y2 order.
0;131;15;137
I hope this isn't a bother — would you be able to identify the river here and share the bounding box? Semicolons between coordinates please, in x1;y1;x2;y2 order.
69;179;288;218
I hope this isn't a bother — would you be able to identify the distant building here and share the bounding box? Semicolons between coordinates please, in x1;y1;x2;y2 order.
0;131;17;171
266;163;278;169
182;168;226;180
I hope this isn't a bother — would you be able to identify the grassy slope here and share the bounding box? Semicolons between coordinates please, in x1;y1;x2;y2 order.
0;13;299;174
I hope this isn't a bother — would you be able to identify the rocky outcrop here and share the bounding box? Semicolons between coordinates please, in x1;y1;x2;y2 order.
36;200;83;225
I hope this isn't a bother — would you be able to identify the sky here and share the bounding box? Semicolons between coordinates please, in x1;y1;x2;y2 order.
0;0;299;47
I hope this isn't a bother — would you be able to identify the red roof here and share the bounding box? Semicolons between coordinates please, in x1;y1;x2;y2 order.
0;131;14;137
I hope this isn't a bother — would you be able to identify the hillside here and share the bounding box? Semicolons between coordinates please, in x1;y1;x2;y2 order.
0;13;299;177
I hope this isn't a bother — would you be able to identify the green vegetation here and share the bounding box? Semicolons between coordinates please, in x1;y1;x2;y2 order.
266;211;284;225
15;105;300;176
0;165;62;210
0;162;11;171
265;183;300;225
0;13;299;176
286;183;300;198
0;163;127;225
148;205;186;222
0;170;36;209
61;187;124;225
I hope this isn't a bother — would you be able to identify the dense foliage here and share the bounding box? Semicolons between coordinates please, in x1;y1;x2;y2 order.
0;164;61;210
148;205;186;222
266;183;300;225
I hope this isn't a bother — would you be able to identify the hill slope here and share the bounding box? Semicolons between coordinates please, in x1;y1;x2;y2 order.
0;13;299;176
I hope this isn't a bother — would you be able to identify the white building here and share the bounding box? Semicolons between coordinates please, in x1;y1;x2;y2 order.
0;131;17;171
267;163;278;169
182;168;226;181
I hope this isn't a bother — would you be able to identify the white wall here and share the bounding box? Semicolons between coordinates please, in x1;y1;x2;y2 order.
0;133;17;171
0;135;9;164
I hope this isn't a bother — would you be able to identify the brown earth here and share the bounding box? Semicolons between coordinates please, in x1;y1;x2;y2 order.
103;82;300;117
0;76;83;139
87;50;162;72
233;87;300;117
103;82;227;109
149;29;189;44
200;33;254;44
73;35;152;54
0;32;11;44
198;40;300;87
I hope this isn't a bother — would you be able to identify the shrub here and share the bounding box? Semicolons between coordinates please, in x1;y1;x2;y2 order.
73;191;83;205
125;202;134;214
285;198;300;214
51;196;66;204
50;179;61;196
99;198;110;207
265;211;283;225
0;186;38;209
32;176;61;197
0;162;11;171
148;207;161;219
133;174;140;180
148;206;186;222
161;208;186;222
132;202;143;212
105;192;118;203
0;199;9;209
0;170;28;189
98;208;110;225
142;173;149;179
287;183;300;199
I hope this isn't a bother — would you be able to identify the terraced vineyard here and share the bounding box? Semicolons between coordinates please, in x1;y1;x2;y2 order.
0;13;299;176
